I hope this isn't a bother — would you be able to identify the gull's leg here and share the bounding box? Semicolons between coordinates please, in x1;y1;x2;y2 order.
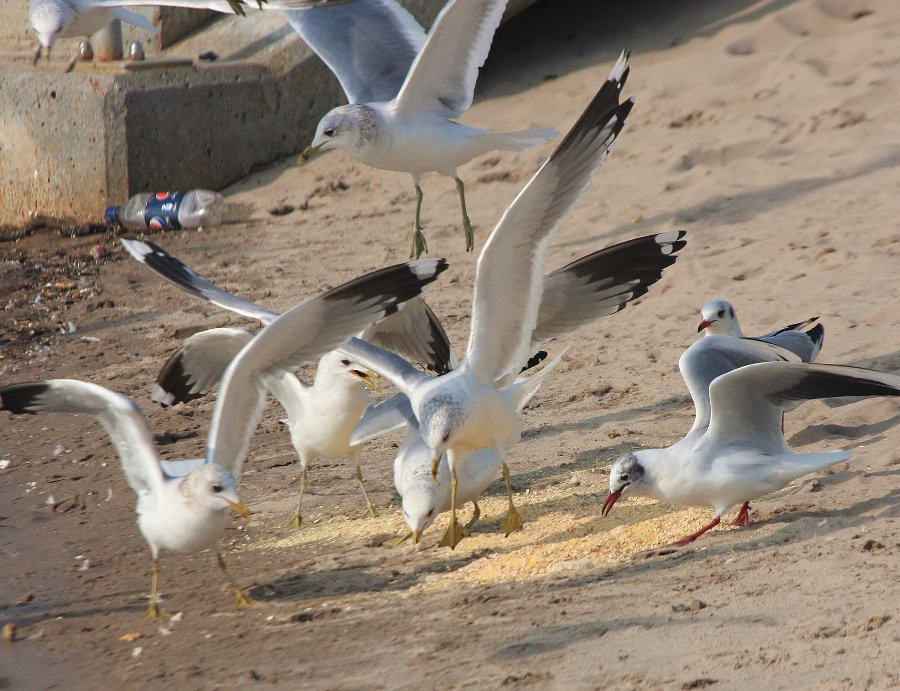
226;0;248;16
730;502;751;528
351;446;376;518
355;464;377;518
454;176;474;253
410;183;429;259
439;468;465;549
282;463;309;532
499;462;523;536
668;516;721;547
64;48;79;74
144;556;170;620
216;552;256;608
463;500;481;535
32;43;42;66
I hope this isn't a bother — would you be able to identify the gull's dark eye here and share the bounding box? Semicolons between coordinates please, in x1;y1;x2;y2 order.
340;358;350;366
717;309;725;318
442;431;451;443
619;473;629;482
211;484;223;493
427;508;435;517
324;128;335;137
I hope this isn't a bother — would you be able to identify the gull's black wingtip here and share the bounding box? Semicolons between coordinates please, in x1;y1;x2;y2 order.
0;382;50;414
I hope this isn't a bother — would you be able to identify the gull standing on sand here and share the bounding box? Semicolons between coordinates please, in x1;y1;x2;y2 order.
602;337;900;545
28;0;344;71
0;258;446;616
353;231;688;545
295;0;557;257
121;237;451;529
339;52;635;548
697;298;823;361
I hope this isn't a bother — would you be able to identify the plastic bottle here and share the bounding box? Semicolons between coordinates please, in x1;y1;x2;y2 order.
104;190;225;231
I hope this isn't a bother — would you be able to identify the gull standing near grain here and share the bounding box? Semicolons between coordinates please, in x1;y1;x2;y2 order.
353;231;688;545
602;356;900;546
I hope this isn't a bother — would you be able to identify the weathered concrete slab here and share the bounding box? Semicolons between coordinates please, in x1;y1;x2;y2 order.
0;0;540;225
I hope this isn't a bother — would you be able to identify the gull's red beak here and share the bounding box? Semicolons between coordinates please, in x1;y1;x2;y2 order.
602;486;627;516
697;319;713;333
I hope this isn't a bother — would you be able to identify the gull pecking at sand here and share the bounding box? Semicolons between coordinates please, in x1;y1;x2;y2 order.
0;257;446;615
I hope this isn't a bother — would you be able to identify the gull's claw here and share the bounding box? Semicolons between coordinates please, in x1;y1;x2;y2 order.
384;531;412;547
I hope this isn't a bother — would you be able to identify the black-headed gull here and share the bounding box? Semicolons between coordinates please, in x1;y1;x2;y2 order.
338;53;635;548
602;356;900;546
0;257;446;615
296;0;557;257
121;237;450;529
698;298;823;363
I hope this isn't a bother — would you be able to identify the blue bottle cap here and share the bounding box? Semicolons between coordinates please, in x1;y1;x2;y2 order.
104;205;119;225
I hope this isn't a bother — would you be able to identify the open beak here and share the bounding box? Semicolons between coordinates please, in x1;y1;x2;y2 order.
351;369;383;393
601;486;627;517
298;143;322;164
697;319;713;333
226;499;252;522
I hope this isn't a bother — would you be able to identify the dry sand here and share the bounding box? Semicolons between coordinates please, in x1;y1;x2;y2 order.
2;0;899;687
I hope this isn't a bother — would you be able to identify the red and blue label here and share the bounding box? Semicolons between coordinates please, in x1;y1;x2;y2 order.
144;192;186;230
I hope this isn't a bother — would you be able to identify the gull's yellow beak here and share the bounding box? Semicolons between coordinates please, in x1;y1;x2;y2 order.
226;499;252;522
412;529;421;546
298;143;323;164
431;457;440;482
351;369;384;394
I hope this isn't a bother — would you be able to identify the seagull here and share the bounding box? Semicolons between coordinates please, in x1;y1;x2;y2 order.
121;237;451;529
353;353;564;546
294;0;558;257
28;0;344;72
698;298;823;362
338;53;635;548
352;230;687;544
602;343;900;546
0;257;447;615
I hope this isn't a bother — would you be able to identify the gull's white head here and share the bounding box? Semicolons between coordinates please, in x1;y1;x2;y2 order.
315;350;383;393
402;485;439;544
601;452;647;517
300;105;378;162
180;464;250;520
697;299;741;336
29;0;70;49
418;393;466;464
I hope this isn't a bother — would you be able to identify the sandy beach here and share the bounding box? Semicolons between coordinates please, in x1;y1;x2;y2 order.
1;0;899;687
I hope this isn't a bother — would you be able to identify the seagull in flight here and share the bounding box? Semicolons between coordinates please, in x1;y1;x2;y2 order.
121;237;451;529
294;0;557;257
0;257;446;615
338;52;635;548
602;338;900;546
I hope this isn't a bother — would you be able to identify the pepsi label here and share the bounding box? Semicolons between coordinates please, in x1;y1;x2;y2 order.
143;192;186;230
